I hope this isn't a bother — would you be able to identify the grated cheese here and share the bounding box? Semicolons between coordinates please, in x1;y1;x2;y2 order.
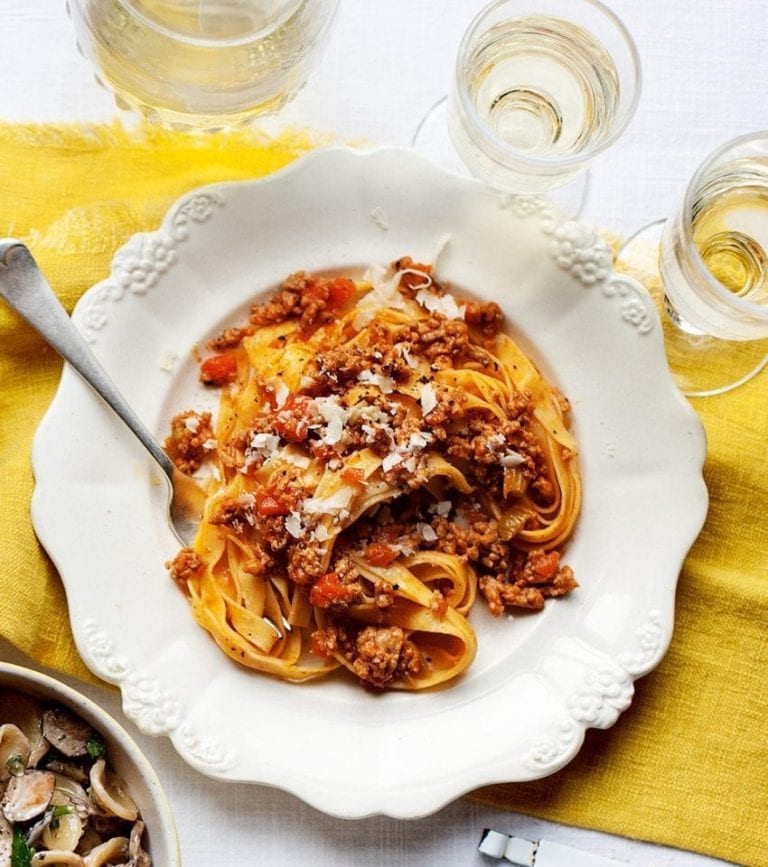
382;452;403;473
159;350;178;372
303;486;354;516
285;512;304;539
357;369;395;394
369;206;389;230
417;522;438;542
420;383;438;418
501;451;526;467
273;381;290;409
312;396;350;446
415;287;464;320
353;264;409;329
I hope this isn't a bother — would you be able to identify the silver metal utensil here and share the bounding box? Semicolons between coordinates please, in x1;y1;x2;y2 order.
0;239;203;546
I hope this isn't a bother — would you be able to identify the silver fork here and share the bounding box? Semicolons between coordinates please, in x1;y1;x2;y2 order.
0;240;203;547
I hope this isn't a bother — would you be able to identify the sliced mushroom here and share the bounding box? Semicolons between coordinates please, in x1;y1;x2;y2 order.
0;813;12;867
0;723;31;780
0;691;48;765
127;821;150;867
50;775;90;823
1;770;55;822
42;709;94;759
88;761;137;823
44;761;89;787
82;836;129;867
31;851;87;866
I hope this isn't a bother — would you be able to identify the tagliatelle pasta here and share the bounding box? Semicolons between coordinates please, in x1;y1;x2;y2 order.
166;257;580;690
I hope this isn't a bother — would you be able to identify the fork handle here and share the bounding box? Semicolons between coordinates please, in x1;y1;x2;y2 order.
0;240;175;480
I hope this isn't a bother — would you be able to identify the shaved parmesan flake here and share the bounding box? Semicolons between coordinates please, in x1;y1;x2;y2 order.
487;433;506;451
303;486;354;516
454;512;470;531
399;344;418;369
357;370;395;393
159;350;178;372
280;449;311;469
285;512;304;539
408;431;433;451
184;416;200;433
417;522;438;542
313;525;330;542
420;383;437;418
202;438;218;450
250;433;280;452
312;396;350;446
353;265;409;328
369;206;389;230
382;452;403;473
273;381;290;408
435;500;452;516
415;287;464;320
501;451;526;467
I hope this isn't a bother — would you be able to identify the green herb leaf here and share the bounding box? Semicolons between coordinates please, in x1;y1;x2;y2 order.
5;754;25;777
48;804;74;830
85;734;106;760
11;825;33;867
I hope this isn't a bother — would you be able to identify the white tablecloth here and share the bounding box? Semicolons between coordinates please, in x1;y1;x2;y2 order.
2;2;763;864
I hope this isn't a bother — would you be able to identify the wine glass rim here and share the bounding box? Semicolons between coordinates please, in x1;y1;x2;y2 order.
453;0;642;171
114;0;317;47
681;130;768;320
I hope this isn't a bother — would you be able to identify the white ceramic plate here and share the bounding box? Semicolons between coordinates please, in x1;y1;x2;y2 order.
31;146;707;819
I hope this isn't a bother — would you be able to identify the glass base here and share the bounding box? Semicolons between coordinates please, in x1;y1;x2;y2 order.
411;96;589;218
617;220;768;397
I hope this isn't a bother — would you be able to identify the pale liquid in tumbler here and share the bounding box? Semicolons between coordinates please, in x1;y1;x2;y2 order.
461;15;621;157
691;157;768;306
82;0;327;127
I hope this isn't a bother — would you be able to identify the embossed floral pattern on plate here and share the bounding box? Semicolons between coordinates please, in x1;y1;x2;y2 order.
31;147;707;819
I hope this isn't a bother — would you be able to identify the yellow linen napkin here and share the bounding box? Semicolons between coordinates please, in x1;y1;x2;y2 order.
473;253;768;866
0;123;765;865
0;122;318;682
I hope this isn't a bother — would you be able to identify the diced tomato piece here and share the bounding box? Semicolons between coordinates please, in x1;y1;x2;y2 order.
310;441;338;461
256;490;290;517
326;277;356;309
365;542;397;567
309;572;350;608
274;395;311;443
200;353;238;386
532;551;560;579
340;466;365;485
274;416;309;443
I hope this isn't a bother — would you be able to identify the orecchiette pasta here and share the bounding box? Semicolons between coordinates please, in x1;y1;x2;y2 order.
0;690;150;866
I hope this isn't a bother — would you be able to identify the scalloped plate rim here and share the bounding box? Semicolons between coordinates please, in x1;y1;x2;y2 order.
30;144;708;819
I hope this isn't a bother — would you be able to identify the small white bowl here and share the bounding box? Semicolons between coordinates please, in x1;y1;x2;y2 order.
0;661;181;866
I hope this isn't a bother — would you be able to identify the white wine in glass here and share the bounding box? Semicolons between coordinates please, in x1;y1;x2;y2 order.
414;0;641;216
68;0;340;129
621;133;768;397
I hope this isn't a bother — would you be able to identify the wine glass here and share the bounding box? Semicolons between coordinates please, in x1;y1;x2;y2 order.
618;132;768;397
412;0;642;216
67;0;340;130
